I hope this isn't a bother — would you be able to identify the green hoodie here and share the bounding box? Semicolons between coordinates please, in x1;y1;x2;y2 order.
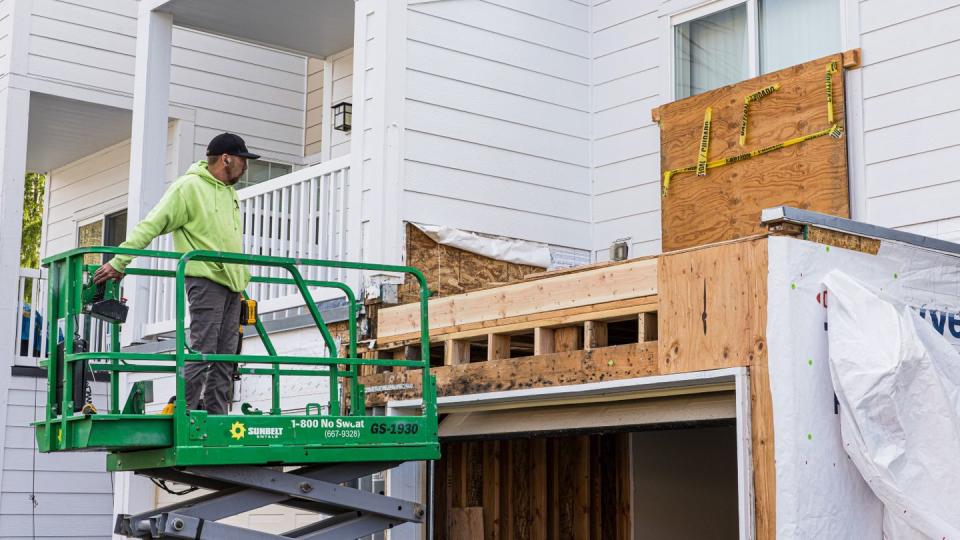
108;161;251;292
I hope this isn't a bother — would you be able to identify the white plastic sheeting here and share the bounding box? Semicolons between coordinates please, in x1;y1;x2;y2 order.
767;236;960;539
824;270;960;539
411;223;551;268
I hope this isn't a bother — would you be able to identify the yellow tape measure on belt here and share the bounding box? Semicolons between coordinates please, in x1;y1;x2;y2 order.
697;107;712;176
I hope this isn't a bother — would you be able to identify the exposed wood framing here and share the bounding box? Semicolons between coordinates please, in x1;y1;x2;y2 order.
379;258;657;343
362;342;658;406
487;334;511;361
533;327;555;355
584;321;608;350
553;326;582;353
445;339;471;366
639;312;658;343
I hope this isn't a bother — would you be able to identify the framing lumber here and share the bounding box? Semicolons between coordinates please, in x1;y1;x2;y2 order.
487;334;511;361
584;321;608;350
378;258;657;342
638;312;658;343
533;327;555;355
361;342;658;406
445;339;471;366
554;326;582;353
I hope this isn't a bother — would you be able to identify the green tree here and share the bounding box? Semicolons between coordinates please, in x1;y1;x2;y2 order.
21;172;45;269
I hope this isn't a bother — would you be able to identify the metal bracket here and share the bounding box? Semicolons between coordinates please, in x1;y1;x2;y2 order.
115;462;423;539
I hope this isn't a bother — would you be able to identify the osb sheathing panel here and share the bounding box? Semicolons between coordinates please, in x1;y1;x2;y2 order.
657;237;774;539
398;224;545;304
361;342;658;406
659;53;850;251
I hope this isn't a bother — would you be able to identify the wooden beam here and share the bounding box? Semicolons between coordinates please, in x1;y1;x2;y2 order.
487;334;511;361
554;326;582;353
379;258;657;340
584;321;608;350
445;339;471;366
639;312;658;343
361;342;659;406
379;296;657;347
533;327;555;355
842;47;861;69
651;105;661;124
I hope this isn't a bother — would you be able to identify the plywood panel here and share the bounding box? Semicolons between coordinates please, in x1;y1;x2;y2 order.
658;53;850;251
362;342;658;406
658;238;767;374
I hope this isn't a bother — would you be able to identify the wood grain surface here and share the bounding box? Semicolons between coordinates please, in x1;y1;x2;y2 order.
659;53;850;251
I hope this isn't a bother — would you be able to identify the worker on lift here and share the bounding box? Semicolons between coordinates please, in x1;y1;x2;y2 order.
93;133;259;414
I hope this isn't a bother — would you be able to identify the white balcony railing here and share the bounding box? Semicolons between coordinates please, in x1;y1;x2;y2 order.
14;267;115;366
14;267;49;367
142;155;355;336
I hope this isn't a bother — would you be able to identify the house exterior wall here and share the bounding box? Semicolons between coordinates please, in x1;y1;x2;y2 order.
589;0;661;261
305;58;324;156
0;0;10;78
399;0;592;249
24;0;308;163
854;1;960;240
329;49;354;159
586;0;960;259
42;122;179;259
0;377;112;539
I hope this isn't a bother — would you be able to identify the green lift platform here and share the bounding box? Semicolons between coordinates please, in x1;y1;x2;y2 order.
33;246;439;539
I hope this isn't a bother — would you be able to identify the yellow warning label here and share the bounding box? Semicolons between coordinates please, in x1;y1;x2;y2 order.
697;107;712;176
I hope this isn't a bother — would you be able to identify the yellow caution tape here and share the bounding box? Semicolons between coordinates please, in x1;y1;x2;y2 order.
697;107;712;176
739;84;780;146
662;123;842;197
825;62;838;123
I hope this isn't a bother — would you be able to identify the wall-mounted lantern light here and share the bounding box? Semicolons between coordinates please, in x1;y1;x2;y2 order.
332;102;352;132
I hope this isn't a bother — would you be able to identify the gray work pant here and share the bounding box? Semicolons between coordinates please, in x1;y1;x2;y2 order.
184;277;240;415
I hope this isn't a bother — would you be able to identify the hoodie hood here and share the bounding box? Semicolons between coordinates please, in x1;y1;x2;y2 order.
188;161;226;187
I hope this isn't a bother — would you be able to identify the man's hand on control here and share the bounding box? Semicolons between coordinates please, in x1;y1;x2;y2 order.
93;263;124;285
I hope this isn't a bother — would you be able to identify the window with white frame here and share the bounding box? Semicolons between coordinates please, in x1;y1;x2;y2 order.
234;159;293;191
673;0;841;99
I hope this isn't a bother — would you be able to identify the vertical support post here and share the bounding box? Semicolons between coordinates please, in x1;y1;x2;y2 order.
124;4;173;345
0;82;29;489
487;334;511;361
533;327;555;355
553;327;582;353
639;312;658;342
110;321;121;414
584;321;608;350
444;339;470;365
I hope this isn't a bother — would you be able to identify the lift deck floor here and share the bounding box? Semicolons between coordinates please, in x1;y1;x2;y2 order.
35;413;439;471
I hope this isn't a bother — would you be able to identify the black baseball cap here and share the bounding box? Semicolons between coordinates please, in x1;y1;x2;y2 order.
206;133;260;160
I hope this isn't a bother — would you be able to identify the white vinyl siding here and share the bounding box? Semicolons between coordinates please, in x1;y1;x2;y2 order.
590;1;661;261
0;0;10;78
402;0;592;248
0;376;112;539
305;57;324;156
26;0;308;162
858;1;960;240
42;123;178;259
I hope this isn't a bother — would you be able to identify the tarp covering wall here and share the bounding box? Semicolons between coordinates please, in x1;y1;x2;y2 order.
768;236;960;539
824;271;960;538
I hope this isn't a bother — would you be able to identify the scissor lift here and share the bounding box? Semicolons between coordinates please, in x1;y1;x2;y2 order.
33;247;439;539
